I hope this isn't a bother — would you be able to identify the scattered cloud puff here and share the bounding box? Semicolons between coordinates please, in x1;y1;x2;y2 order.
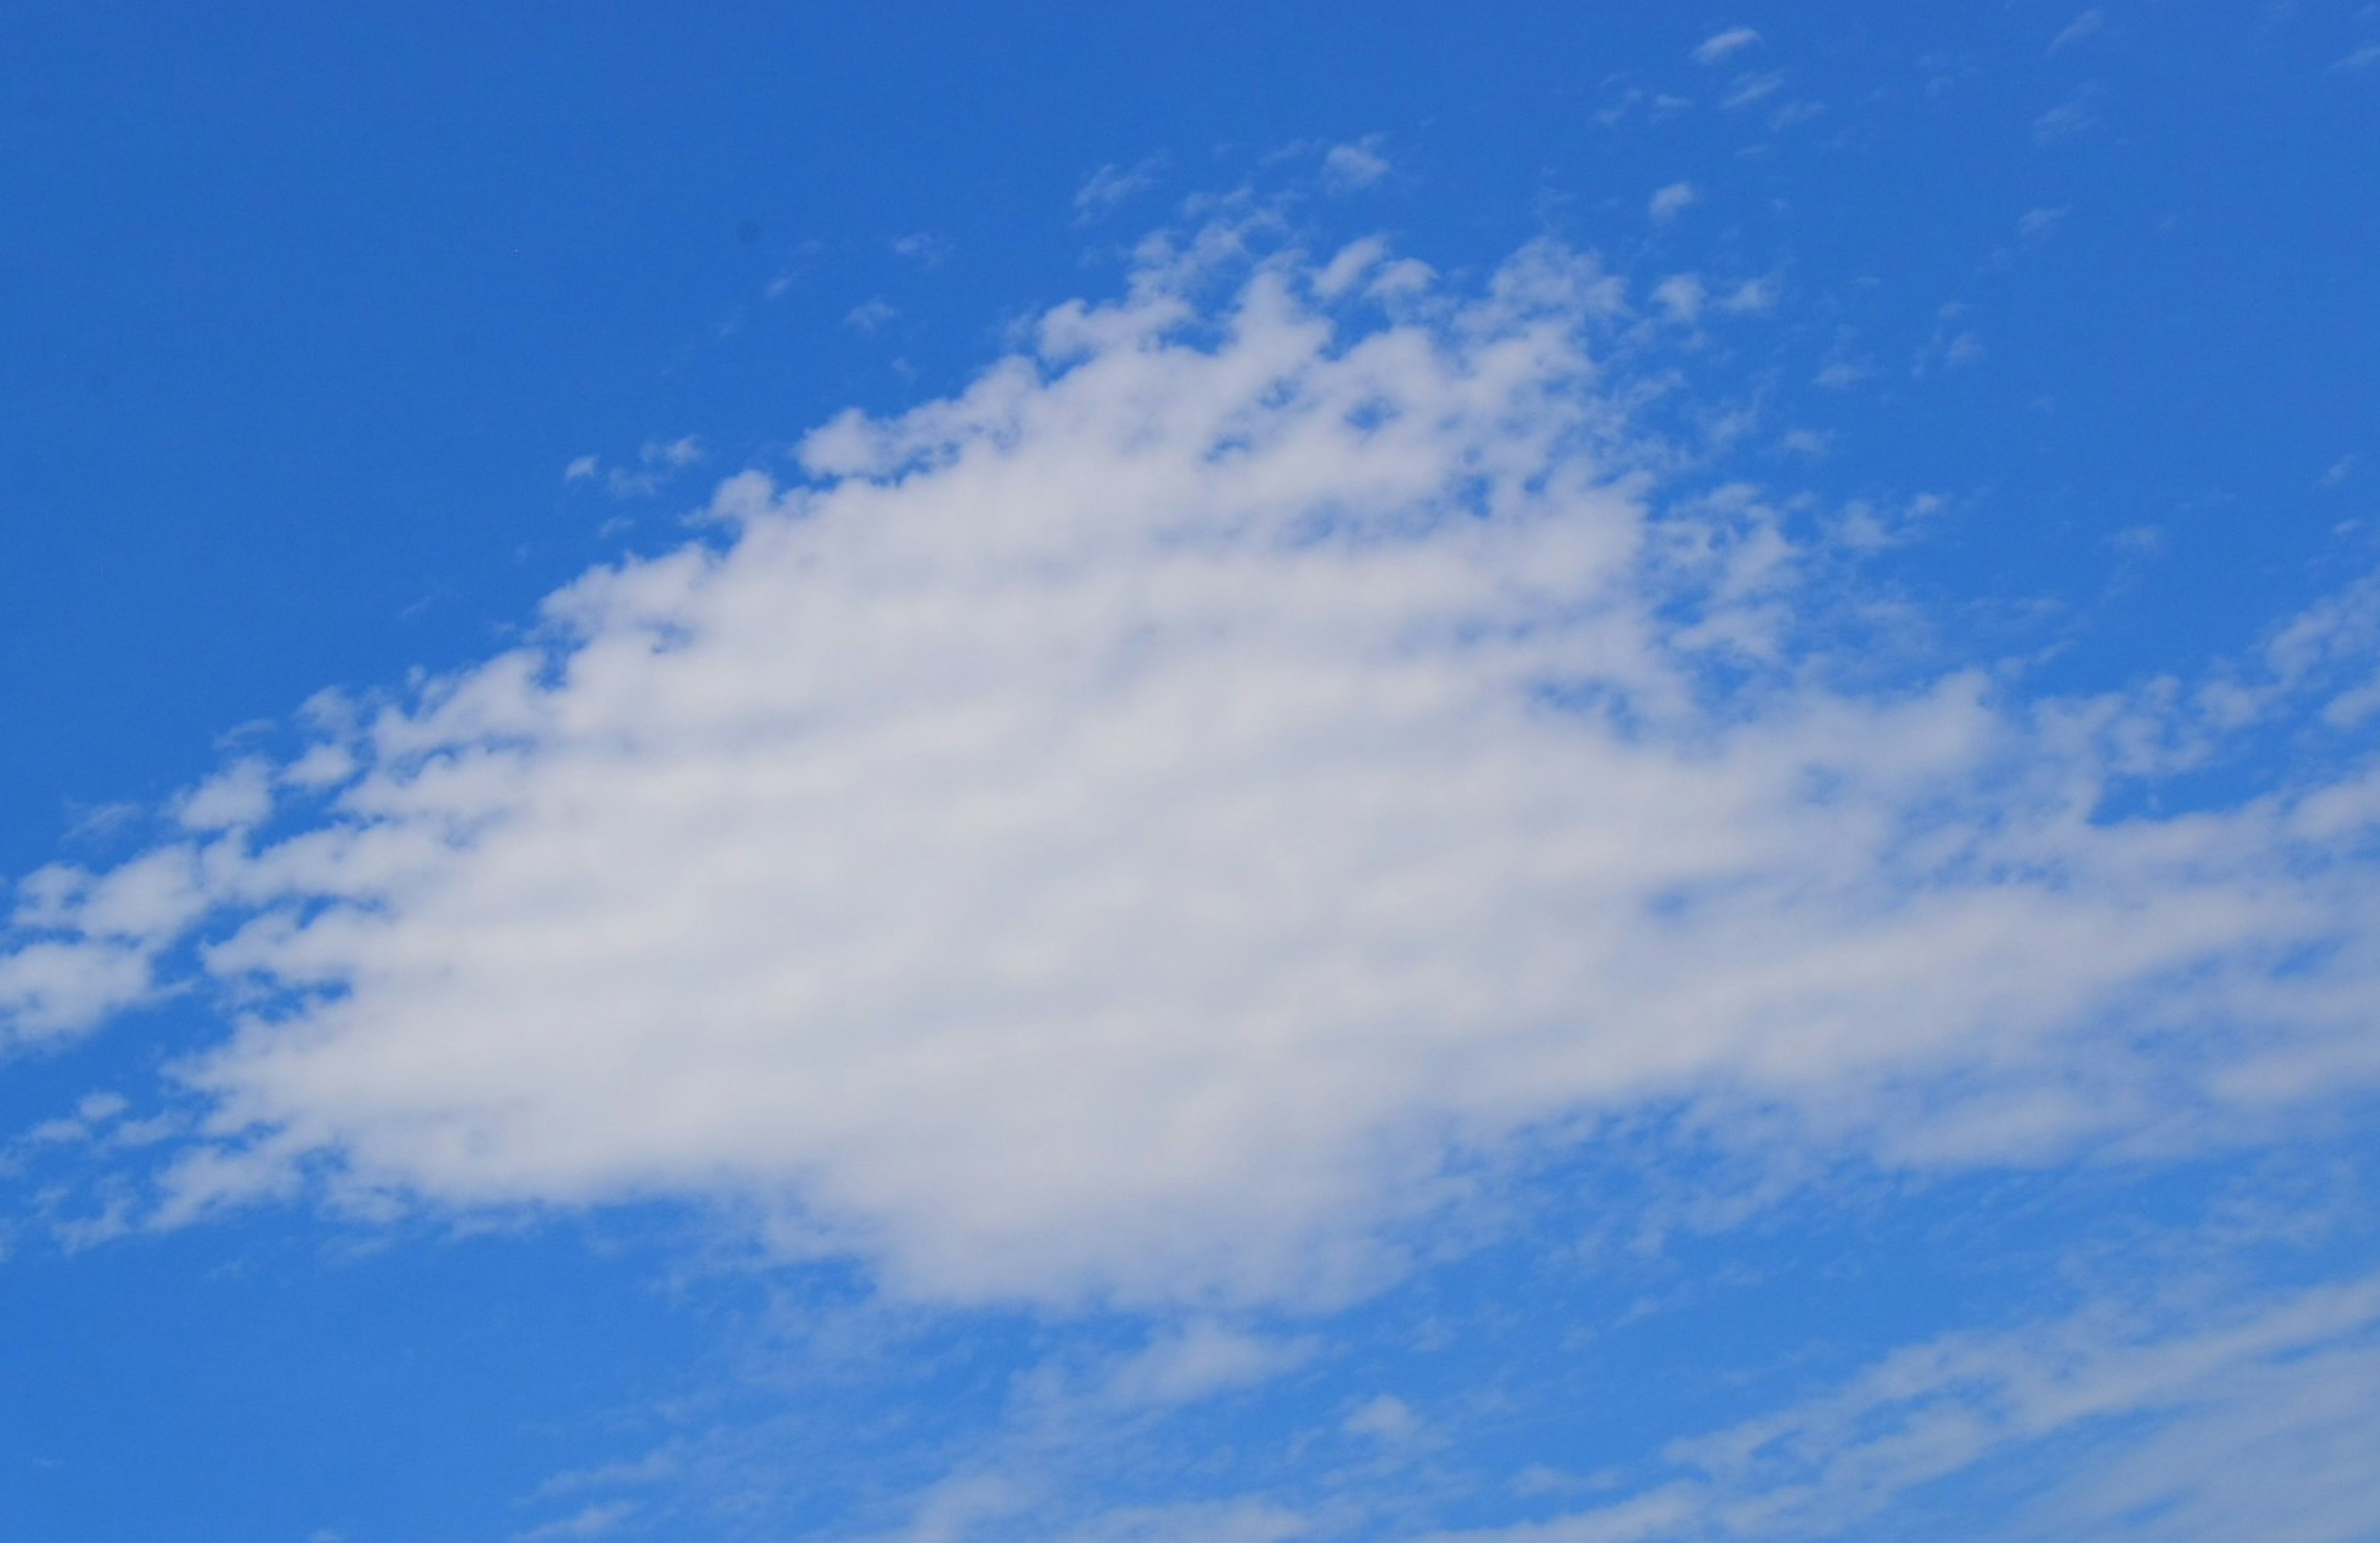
1098;1320;1311;1408
891;232;952;268
1598;87;1695;126
2017;206;2068;242
564;438;707;499
1321;138;1390;192
1342;1392;1424;1443
1719;73;1784;110
2033;92;2097;144
0;937;151;1039
177;759;275;831
1652;275;1706;324
1693;27;1761;65
1719;277;1777;314
1916;304;1986;374
1649;182;1697;222
847;297;901;333
1076;157;1166;220
9;227;2380;1319
1830;494;1944;555
2334;42;2380;71
513;1501;635;1542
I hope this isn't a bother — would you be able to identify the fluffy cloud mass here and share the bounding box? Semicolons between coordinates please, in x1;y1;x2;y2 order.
7;231;2380;1306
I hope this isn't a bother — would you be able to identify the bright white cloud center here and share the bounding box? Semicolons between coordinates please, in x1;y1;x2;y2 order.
8;234;2380;1306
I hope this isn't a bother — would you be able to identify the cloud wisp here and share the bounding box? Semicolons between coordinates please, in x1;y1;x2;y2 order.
1693;29;1761;66
1431;1271;2380;1543
6;226;2380;1313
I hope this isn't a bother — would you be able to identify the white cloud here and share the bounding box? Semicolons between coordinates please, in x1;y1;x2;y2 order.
177;758;275;831
644;436;703;469
847;297;901;333
2049;9;2105;53
572;437;708;499
1313;237;1391;301
1435;1273;2380;1543
0;938;152;1041
1719;74;1784;110
1693;28;1761;65
1652;275;1706;323
1099;1320;1311;1407
1060;1501;1309;1543
2332;42;2380;71
513;1501;635;1542
1076;159;1165;219
1718;278;1776;314
1344;1392;1423;1442
2256;568;2380;729
1322;139;1390;192
892;232;953;267
1649;182;1696;222
2034;94;2096;144
10;230;2380;1313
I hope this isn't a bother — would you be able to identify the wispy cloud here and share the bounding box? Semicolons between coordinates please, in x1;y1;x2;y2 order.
891;232;951;268
1097;1321;1312;1408
1719;276;1778;314
1720;72;1784;110
1652;273;1706;323
1433;1273;2380;1543
2017;205;2068;242
2033;91;2097;144
513;1501;635;1542
1649;181;1697;221
1075;157;1166;219
559;438;705;499
2048;9;2105;53
1321;137;1390;191
1693;27;1761;65
846;297;901;333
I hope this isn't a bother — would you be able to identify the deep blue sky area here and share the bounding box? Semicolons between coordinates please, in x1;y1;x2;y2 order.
6;4;2374;851
5;6;2380;1542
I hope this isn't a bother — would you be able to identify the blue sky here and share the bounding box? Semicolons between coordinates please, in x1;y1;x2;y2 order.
5;5;2380;1541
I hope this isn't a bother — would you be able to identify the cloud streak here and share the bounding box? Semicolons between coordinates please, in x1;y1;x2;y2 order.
1435;1272;2380;1543
1693;29;1761;66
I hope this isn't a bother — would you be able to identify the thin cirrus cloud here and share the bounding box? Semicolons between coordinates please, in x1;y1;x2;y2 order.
1693;27;1761;66
1427;1271;2380;1543
6;224;2380;1311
